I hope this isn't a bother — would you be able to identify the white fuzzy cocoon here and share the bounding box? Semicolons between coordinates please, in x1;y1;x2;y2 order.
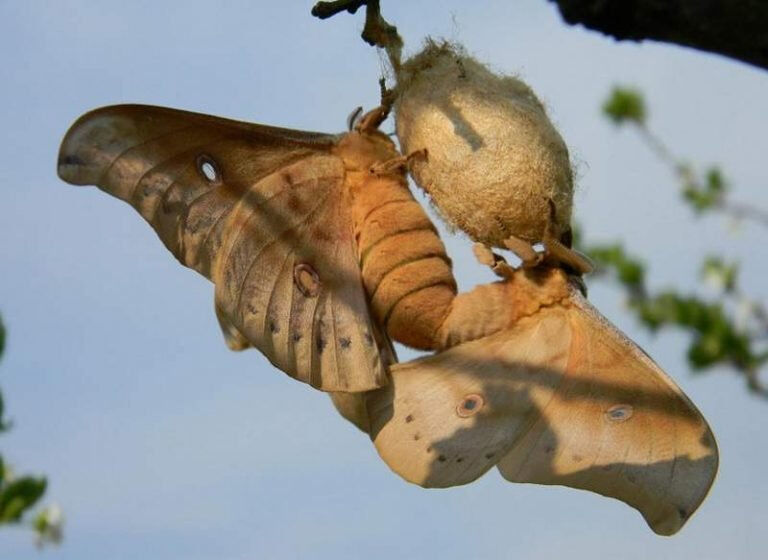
395;42;573;246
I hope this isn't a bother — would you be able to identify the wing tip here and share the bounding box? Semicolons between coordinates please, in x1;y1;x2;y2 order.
56;152;89;185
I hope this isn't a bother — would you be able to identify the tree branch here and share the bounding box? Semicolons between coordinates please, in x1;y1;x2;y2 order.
549;0;768;71
311;0;403;69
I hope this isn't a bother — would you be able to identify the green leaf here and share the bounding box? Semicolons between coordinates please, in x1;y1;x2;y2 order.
32;504;63;546
0;390;8;433
706;167;726;194
0;476;47;523
681;166;728;213
0;312;5;360
584;243;646;295
700;256;738;293
0;314;10;433
602;86;646;126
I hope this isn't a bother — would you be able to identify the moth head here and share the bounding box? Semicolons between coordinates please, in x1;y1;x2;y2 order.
367;354;536;488
334;127;399;173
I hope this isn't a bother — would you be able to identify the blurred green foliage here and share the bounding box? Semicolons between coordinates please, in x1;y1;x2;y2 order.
682;167;727;213
583;243;767;378
0;312;62;546
580;88;768;397
0;475;47;523
603;86;646;125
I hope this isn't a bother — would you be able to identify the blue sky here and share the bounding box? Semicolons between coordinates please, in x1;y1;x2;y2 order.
1;1;767;558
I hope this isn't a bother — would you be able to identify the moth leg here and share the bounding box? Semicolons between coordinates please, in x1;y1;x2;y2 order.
215;303;250;351
539;199;594;274
503;235;544;268
356;105;390;133
542;234;595;275
369;149;427;176
473;242;516;279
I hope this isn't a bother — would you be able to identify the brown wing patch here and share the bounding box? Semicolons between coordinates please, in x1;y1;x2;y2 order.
368;289;716;535
497;292;718;536
58;104;389;392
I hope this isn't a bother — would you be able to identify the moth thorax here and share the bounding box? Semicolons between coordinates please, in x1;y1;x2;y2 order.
394;41;574;246
335;130;400;173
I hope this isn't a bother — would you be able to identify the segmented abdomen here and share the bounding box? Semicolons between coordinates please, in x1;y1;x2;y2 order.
351;173;456;350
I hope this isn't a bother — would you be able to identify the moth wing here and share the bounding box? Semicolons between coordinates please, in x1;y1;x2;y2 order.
58;104;390;392
368;288;716;535
367;311;575;489
496;291;718;536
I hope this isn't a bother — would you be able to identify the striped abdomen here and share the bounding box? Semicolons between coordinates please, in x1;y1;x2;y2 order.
350;172;456;350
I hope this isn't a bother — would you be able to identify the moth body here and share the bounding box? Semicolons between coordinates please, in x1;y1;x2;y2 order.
334;120;457;350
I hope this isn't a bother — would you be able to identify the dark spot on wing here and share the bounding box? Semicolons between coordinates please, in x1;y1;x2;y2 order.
405;414;414;423
339;337;351;349
59;154;84;166
316;334;326;353
485;452;495;459
294;263;321;298
438;455;447;462
287;193;303;212
292;332;302;342
269;320;279;333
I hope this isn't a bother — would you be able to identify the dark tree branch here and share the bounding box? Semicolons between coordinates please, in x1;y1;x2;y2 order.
311;0;366;20
312;0;403;69
550;0;768;71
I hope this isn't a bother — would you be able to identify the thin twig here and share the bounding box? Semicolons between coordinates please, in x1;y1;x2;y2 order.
718;199;768;228
744;366;768;399
312;0;403;71
635;124;768;228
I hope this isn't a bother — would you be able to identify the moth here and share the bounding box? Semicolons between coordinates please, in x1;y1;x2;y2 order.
58;103;717;535
58;103;458;393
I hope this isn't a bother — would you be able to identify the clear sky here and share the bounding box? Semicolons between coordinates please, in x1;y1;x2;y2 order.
1;1;767;558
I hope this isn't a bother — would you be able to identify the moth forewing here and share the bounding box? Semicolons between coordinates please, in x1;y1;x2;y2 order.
57;104;390;392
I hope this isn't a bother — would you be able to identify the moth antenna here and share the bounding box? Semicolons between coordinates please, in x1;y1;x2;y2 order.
356;105;389;133
347;106;364;131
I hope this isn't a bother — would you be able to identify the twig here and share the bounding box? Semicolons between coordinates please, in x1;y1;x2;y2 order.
744;366;768;399
718;200;768;228
311;1;366;19
312;0;403;71
635;124;768;228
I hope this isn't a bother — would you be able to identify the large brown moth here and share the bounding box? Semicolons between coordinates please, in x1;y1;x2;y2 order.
58;103;455;392
58;102;717;536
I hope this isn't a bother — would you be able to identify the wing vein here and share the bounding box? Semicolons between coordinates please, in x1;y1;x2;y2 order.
99;124;198;186
232;186;329;322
